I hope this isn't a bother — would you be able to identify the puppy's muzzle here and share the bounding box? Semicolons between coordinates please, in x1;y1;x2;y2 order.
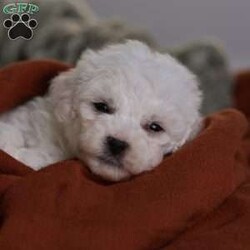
106;136;129;157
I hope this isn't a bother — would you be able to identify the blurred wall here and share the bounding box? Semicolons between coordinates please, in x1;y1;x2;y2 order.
88;0;249;70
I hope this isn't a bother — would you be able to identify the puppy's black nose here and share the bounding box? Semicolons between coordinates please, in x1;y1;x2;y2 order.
106;136;129;156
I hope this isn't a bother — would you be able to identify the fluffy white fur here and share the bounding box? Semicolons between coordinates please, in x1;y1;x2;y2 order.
0;41;202;181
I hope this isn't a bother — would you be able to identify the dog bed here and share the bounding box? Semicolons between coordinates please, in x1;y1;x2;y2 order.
0;60;249;250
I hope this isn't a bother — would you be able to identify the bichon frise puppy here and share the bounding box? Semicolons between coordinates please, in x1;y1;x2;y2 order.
0;41;202;181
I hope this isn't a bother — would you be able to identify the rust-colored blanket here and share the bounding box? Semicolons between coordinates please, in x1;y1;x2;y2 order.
0;60;249;250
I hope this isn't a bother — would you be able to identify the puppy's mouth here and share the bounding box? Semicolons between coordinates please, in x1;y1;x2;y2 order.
97;155;123;168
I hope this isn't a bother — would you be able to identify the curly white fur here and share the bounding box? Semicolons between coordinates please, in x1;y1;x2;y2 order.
0;41;202;181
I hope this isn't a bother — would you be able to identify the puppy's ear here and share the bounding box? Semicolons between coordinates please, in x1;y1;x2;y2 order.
48;69;77;122
188;116;203;141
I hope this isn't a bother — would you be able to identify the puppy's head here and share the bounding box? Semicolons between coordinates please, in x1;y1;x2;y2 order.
49;40;202;181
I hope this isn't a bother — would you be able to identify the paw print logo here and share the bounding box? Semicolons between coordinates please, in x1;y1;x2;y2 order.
3;13;38;40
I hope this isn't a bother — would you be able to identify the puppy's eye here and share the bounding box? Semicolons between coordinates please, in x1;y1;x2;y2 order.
147;122;164;133
93;102;113;114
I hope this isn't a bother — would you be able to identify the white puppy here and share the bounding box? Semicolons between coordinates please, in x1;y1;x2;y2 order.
0;41;202;181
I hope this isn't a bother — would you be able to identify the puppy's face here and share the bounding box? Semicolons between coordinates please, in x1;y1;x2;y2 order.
50;41;202;181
